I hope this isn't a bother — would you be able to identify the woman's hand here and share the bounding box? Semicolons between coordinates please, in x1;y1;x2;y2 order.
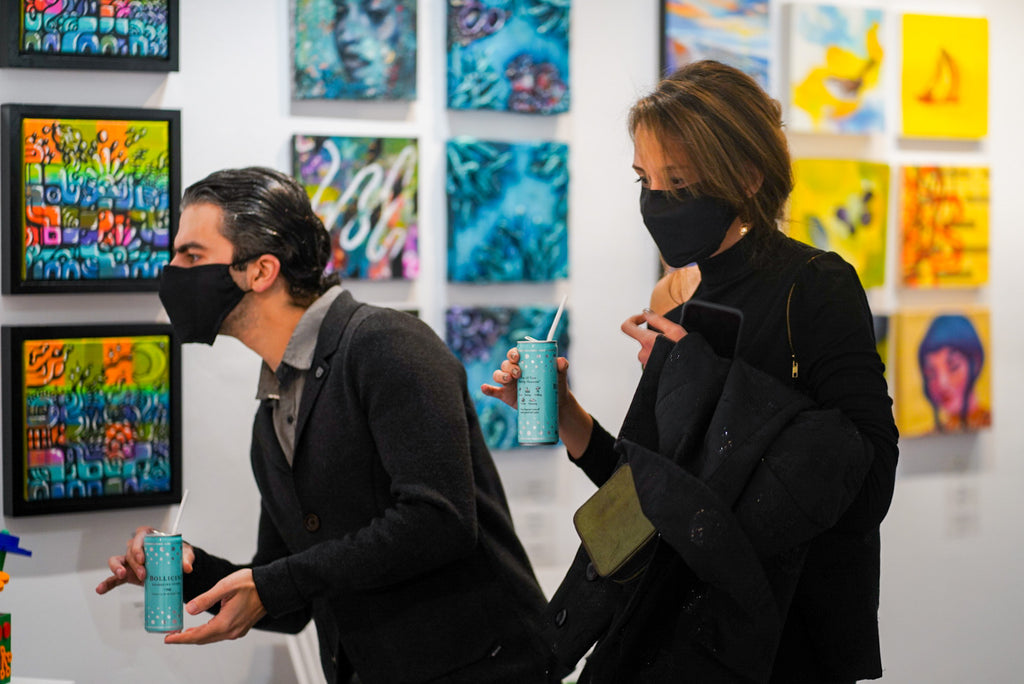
621;309;687;367
482;346;592;458
481;347;570;409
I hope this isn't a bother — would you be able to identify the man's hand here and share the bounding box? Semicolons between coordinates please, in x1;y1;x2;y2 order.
164;569;267;645
95;526;195;595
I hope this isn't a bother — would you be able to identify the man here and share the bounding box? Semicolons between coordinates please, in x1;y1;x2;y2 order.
96;167;553;684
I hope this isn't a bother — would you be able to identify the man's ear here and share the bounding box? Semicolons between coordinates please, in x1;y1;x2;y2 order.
247;254;282;293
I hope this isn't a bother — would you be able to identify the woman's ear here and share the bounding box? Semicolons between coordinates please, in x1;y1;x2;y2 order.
248;254;282;293
745;165;764;197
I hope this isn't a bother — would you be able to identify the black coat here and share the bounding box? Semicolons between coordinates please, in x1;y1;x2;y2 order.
544;332;873;683
185;292;552;684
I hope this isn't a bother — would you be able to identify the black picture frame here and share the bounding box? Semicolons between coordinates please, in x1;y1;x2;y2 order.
0;0;178;71
2;322;182;517
1;103;181;294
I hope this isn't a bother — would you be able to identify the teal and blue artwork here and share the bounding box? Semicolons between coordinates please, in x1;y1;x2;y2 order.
447;137;568;282
445;305;570;450
293;0;416;100
662;0;770;91
447;0;570;113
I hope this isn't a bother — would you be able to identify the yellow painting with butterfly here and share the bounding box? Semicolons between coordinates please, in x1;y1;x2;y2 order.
901;14;988;139
788;158;889;289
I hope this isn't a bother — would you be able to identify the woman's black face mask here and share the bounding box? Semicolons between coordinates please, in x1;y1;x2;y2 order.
158;264;249;345
639;187;737;268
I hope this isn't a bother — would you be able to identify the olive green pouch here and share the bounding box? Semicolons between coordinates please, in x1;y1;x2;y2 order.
573;463;657;579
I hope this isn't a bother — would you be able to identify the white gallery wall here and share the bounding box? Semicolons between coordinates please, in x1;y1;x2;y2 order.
0;0;1022;682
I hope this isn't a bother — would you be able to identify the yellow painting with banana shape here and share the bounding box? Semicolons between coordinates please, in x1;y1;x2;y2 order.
901;14;988;139
788;158;889;289
788;4;885;134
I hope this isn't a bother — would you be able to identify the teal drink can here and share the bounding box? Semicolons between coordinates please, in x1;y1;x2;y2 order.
516;339;559;445
143;533;183;633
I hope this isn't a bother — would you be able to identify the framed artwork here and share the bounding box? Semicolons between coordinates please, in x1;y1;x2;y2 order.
293;135;418;280
789;158;889;289
447;0;570;114
786;3;885;135
447;137;568;282
894;308;992;438
901;14;988;139
2;323;182;517
661;0;770;90
1;104;180;295
0;0;178;71
293;0;416;100
445;305;570;450
900;165;989;288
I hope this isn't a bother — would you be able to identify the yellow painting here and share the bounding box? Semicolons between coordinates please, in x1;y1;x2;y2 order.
901;14;988;139
788;4;885;134
901;166;989;288
788;158;889;289
895;308;992;438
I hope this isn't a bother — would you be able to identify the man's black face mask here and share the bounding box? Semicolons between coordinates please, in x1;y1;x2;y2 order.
158;264;249;345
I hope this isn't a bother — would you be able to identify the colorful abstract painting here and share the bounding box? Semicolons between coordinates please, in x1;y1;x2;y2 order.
447;0;570;113
1;324;181;516
1;105;179;294
895;309;991;438
293;135;418;280
445;305;569;450
787;4;885;134
293;0;416;100
1;0;176;70
788;158;889;289
901;166;989;288
662;0;770;90
447;137;568;282
901;14;988;139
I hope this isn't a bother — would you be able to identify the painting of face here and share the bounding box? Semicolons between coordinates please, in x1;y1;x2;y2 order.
895;309;992;437
294;0;416;100
922;346;971;416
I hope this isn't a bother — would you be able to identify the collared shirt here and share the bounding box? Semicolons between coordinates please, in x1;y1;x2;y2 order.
256;285;344;466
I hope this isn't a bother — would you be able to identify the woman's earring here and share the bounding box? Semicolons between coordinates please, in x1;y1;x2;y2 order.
739;224;750;236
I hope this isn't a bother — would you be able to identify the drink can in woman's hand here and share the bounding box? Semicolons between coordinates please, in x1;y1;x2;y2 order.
143;532;183;633
516;339;558;445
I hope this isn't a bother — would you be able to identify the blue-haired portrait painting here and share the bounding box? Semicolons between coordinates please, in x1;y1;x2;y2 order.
446;305;570;450
447;0;570;113
662;0;770;90
293;0;416;100
447;137;568;282
293;135;418;280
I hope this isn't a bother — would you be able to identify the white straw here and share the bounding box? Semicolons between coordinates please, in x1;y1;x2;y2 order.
170;489;190;535
546;295;568;341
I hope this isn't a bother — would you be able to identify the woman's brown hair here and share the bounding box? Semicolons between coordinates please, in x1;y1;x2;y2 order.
628;60;792;255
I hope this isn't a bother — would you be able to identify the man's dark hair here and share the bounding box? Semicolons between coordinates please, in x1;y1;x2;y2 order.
181;166;338;306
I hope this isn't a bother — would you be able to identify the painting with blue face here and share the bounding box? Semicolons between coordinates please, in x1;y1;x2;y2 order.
294;0;416;100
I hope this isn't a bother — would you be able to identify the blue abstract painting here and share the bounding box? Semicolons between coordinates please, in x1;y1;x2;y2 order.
293;0;416;100
447;137;568;282
445;305;570;450
447;0;570;113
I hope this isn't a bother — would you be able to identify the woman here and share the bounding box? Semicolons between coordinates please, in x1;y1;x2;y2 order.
483;60;899;683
